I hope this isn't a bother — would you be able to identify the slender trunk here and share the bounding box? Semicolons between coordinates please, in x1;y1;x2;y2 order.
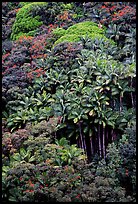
90;136;93;155
106;127;108;145
83;135;87;153
76;137;78;146
98;124;102;158
80;132;83;149
130;77;134;108
111;129;114;142
131;92;134;108
103;125;105;159
105;127;110;150
119;95;122;113
79;123;87;153
78;137;82;148
78;123;84;150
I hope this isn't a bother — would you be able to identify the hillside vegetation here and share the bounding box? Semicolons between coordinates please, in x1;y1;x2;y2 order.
2;2;136;202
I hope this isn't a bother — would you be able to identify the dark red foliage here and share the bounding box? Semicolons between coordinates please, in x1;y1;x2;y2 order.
99;2;136;26
2;2;19;40
2;129;30;157
2;34;48;81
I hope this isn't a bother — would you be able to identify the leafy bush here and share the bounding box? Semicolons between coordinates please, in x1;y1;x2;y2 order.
2;34;48;109
2;40;12;54
2;2;136;202
83;2;136;28
53;21;115;46
3;135;134;202
2;137;86;201
11;2;48;40
19;2;33;7
2;129;30;158
11;2;76;40
2;2;19;40
106;24;136;64
117;123;136;198
2;118;59;159
93;122;136;201
82;2;136;64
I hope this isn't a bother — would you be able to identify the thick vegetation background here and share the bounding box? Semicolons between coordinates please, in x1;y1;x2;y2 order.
2;2;136;202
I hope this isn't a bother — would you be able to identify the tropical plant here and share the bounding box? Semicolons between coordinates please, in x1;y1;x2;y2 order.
53;21;115;46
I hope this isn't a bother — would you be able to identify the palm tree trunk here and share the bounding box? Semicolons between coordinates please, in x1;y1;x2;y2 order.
106;127;108;145
120;94;122;113
90;136;93;155
83;135;87;153
78;123;84;150
102;124;105;159
98;124;102;158
77;137;81;148
80;131;83;149
111;129;114;142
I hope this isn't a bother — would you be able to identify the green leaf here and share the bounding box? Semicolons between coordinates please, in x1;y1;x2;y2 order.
39;116;47;120
86;79;92;83
29;156;35;162
84;108;91;114
112;91;119;96
2;111;9;118
71;111;79;117
94;119;99;124
68;115;75;120
105;101;110;105
19;101;26;105
2;166;10;172
99;88;103;92
74;118;78;123
68;131;75;138
89;110;94;116
29;108;34;114
11;153;21;162
9;196;17;202
82;115;88;120
68;158;71;165
94;71;101;76
20;148;27;158
37;101;43;106
37;178;44;185
7;122;14;127
102;121;106;128
121;118;128;123
105;79;110;84
107;121;114;127
11;126;17;133
94;86;101;90
14;116;22;121
47;98;55;103
105;86;110;91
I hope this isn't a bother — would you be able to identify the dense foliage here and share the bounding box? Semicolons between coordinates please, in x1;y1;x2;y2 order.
2;2;136;202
